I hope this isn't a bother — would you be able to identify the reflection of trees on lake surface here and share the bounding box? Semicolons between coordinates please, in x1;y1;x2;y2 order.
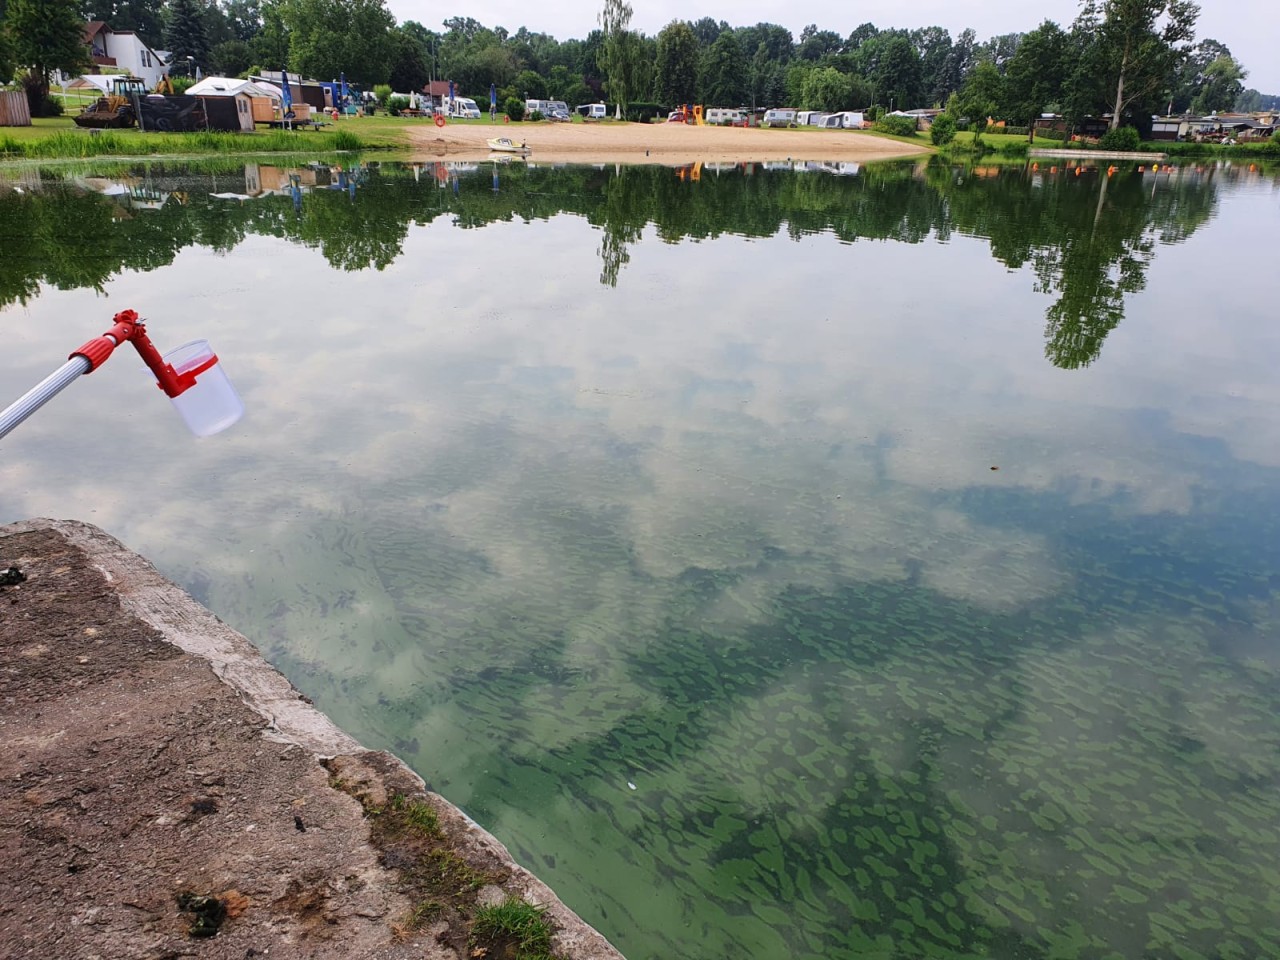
0;158;1237;367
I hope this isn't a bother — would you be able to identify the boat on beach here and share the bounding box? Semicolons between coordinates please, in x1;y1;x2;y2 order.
487;137;530;154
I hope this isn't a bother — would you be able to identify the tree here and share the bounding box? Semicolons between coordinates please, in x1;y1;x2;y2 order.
1001;21;1069;125
0;28;13;86
1171;37;1231;111
698;29;745;105
875;34;923;110
799;66;850;111
508;68;542;99
209;38;254;77
1092;0;1199;129
978;32;1023;73
388;25;431;92
6;0;88;114
282;0;396;86
796;24;842;62
689;16;727;47
223;0;264;43
165;0;211;70
597;0;633;117
1191;54;1245;114
952;60;1005;131
252;0;290;70
912;26;953;104
655;20;698;105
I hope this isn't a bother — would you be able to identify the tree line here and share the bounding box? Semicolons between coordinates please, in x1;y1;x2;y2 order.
2;0;1277;125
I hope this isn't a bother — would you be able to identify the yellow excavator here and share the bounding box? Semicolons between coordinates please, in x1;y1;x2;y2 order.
72;76;150;128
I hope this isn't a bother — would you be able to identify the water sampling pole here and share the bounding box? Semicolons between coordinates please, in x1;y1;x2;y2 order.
0;309;244;442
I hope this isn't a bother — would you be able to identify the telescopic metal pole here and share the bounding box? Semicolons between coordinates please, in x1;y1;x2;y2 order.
0;310;182;444
0;356;92;441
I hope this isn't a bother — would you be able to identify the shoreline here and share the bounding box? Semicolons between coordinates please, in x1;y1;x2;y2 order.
0;518;624;959
406;120;932;165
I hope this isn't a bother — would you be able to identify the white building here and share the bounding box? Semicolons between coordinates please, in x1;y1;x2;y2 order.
82;22;168;90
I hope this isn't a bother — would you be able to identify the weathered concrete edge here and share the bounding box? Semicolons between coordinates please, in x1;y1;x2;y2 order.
1;517;626;960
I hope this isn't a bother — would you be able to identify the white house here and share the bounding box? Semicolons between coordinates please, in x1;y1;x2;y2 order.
82;22;168;89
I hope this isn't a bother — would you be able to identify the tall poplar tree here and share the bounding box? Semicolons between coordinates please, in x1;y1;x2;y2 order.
1092;0;1199;129
597;0;633;118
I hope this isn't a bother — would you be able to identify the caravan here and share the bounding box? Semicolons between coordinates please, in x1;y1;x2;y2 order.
576;102;607;119
706;107;746;125
761;108;797;127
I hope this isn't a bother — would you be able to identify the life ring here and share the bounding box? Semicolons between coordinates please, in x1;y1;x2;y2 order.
434;114;446;128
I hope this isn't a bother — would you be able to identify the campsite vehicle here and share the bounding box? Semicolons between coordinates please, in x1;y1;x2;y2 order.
445;97;481;119
796;111;829;126
761;108;797;127
576;102;607;119
706;108;746;125
73;76;149;128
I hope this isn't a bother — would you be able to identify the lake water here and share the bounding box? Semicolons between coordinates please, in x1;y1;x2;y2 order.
3;156;1280;960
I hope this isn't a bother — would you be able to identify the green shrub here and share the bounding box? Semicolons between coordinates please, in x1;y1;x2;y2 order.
623;101;669;123
1265;135;1280;156
874;114;918;137
1033;126;1068;141
172;76;196;95
1000;125;1030;137
504;97;524;121
41;96;64;117
0;134;23;156
1099;126;1141;151
528;109;544;122
374;84;392;107
388;95;409;116
998;140;1029;156
930;114;956;145
865;105;882;121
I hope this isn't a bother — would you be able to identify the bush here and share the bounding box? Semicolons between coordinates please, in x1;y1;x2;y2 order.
528;109;544;122
1266;135;1280;156
504;97;524;121
374;84;392;107
999;125;1030;137
623;101;669;123
998;140;1029;157
874;114;918;137
1099;125;1141;151
388;95;409;116
930;114;956;146
40;96;64;117
1033;126;1068;141
172;76;196;95
865;105;882;121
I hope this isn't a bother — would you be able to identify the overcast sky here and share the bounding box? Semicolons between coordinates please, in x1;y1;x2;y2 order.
385;0;1279;94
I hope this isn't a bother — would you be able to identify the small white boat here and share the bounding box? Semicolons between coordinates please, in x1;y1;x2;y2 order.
487;137;530;154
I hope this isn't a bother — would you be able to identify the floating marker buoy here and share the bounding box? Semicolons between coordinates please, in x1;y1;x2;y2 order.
1137;166;1144;172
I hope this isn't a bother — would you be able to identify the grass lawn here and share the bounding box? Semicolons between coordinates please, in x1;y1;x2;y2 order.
952;131;1034;150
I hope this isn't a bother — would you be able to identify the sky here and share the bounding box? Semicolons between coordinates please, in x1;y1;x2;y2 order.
385;0;1280;94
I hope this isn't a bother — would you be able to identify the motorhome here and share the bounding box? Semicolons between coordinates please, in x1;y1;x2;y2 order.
761;108;797;127
576;102;607;119
445;97;481;119
706;107;746;125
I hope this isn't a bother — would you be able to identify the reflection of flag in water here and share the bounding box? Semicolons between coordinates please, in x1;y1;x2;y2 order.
289;174;302;213
492;166;499;192
281;67;294;118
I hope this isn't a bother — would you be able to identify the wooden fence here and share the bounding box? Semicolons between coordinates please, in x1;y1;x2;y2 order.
0;91;33;127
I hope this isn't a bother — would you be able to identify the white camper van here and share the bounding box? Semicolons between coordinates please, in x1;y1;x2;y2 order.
761;108;797;127
446;97;481;119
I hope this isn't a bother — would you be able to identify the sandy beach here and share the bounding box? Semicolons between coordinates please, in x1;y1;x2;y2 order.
406;119;931;164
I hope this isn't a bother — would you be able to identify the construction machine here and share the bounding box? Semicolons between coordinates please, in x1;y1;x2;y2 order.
73;77;149;128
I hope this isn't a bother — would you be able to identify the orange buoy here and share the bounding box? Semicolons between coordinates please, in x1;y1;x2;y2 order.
435;113;446;128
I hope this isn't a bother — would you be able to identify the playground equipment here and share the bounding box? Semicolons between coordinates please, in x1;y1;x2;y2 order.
0;310;244;442
666;105;705;125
